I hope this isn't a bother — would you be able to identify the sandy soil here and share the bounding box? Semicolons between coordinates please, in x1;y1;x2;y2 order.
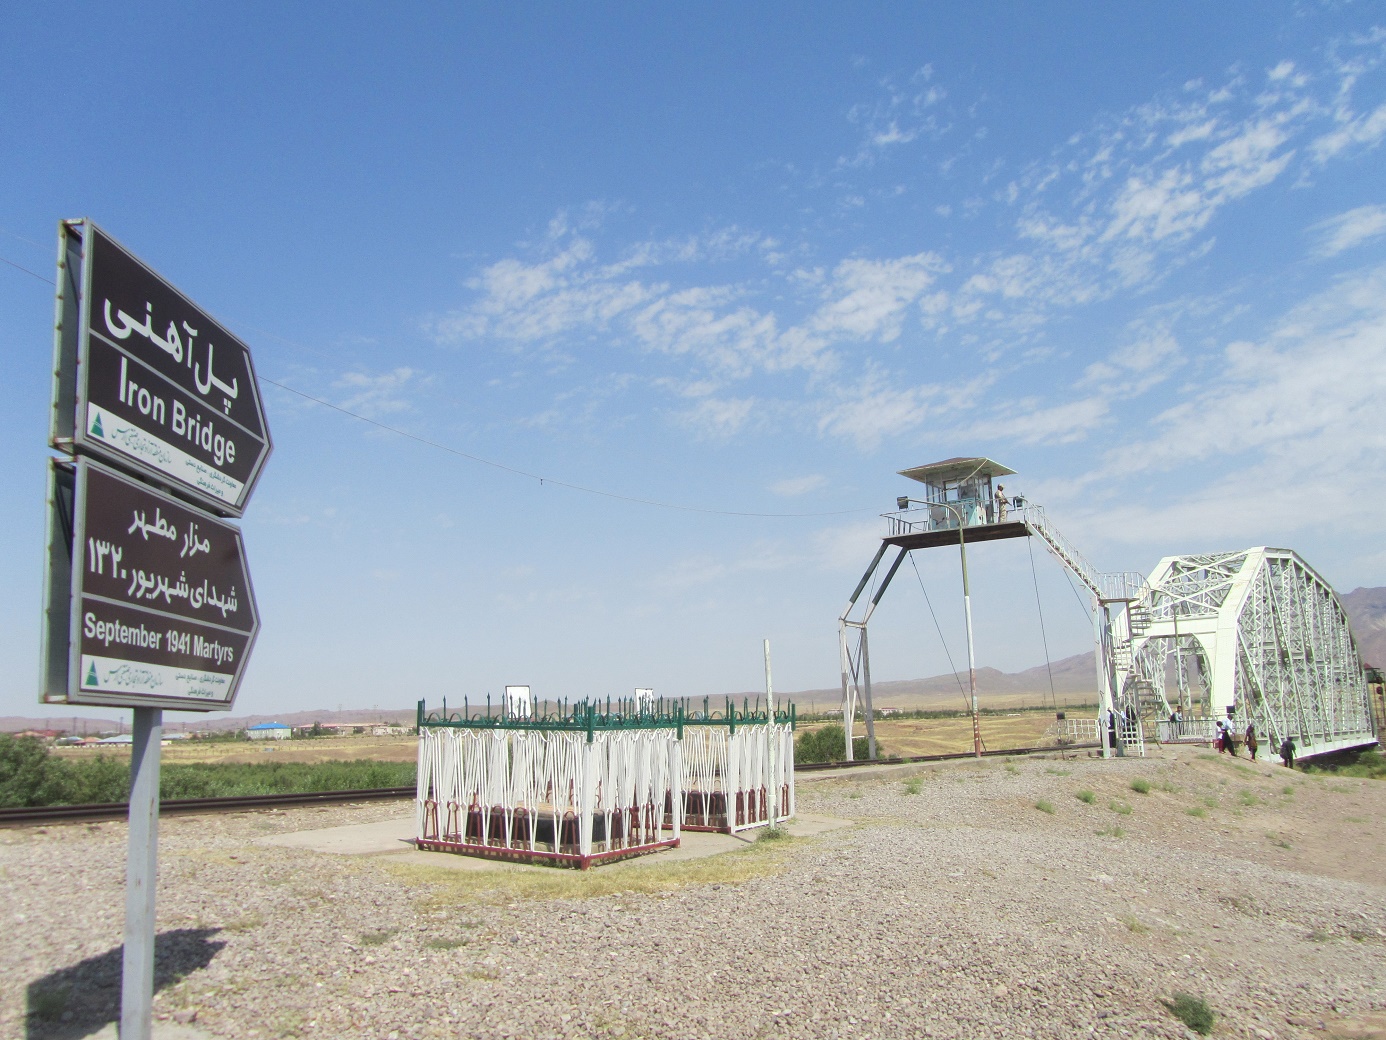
3;748;1383;1040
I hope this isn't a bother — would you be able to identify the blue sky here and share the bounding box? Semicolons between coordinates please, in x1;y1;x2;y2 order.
4;4;1386;722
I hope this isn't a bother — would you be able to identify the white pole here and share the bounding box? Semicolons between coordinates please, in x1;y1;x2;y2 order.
959;535;982;759
764;639;778;824
122;706;162;1040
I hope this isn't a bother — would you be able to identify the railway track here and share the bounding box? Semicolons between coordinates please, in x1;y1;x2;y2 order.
0;785;416;827
1;743;1098;827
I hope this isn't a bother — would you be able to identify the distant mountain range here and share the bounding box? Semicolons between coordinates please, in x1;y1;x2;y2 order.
8;588;1384;733
1342;586;1386;668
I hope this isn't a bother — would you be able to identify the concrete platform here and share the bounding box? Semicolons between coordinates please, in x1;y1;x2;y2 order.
258;816;416;856
256;812;851;869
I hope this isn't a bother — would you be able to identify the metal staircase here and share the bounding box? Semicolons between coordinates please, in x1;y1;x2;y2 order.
1019;504;1151;755
1020;504;1145;603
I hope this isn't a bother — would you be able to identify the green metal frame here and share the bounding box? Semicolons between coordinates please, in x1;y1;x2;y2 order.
417;696;796;742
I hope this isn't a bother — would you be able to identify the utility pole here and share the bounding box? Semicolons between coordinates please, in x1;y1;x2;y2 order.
764;639;778;825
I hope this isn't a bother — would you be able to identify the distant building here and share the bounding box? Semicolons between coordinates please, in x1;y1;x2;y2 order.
246;722;292;741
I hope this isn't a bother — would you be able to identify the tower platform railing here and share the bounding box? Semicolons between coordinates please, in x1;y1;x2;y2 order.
882;502;1147;603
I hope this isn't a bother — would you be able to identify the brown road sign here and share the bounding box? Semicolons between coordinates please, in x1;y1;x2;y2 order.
51;219;272;517
41;457;260;711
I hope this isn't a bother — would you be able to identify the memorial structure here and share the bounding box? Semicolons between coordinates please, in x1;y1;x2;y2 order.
414;695;795;869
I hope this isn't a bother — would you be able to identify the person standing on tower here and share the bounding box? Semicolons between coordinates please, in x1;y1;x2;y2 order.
994;484;1008;522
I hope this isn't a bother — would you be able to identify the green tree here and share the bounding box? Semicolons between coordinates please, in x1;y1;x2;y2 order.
0;735;76;807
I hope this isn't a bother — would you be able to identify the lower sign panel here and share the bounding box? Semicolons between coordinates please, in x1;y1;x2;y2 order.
42;457;260;710
76;598;249;704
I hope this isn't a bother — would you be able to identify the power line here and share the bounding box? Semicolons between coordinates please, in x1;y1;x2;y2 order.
0;254;53;284
907;551;970;708
1026;535;1059;711
3;251;875;520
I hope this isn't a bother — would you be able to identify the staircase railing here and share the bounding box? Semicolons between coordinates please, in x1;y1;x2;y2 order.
1018;504;1146;603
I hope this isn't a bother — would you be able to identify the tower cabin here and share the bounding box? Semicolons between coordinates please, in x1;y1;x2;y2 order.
888;456;1029;549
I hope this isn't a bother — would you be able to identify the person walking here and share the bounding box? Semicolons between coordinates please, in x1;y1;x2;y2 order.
1280;736;1296;769
1245;723;1258;761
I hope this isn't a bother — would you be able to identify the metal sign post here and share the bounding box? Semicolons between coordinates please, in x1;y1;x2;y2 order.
122;707;162;1039
41;219;272;1040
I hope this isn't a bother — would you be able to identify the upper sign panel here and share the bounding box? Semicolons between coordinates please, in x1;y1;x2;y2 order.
54;221;272;517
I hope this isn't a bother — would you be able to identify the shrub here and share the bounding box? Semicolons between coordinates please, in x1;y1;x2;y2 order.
794;725;872;764
1129;778;1151;794
1163;993;1214;1035
0;737;416;807
902;777;923;795
1034;799;1055;814
0;735;80;807
1109;800;1133;815
1303;748;1386;780
1076;789;1096;804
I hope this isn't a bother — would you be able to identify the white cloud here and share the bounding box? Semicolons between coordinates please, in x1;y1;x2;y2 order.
817;371;990;451
1311;101;1386;162
964;396;1110;446
630;287;800;378
809;253;947;342
1310;204;1386;257
770;474;828;497
1104;265;1386;490
674;396;759;440
811;518;890;571
1080;326;1183;397
333;367;420;417
422;33;1386;455
431;237;659;346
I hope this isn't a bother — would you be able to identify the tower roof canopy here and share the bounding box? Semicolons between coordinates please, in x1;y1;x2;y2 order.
898;457;1015;485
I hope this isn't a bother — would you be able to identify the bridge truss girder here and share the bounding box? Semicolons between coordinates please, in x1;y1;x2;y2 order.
1126;548;1374;759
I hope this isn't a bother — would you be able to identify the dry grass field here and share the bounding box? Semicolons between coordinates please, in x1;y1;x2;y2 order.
48;712;1078;770
51;734;420;767
799;711;1070;757
50;714;1071;772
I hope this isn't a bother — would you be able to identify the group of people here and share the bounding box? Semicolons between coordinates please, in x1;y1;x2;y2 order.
1214;715;1258;758
1168;707;1298;766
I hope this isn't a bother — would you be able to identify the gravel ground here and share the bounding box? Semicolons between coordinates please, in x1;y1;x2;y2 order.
3;750;1384;1040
